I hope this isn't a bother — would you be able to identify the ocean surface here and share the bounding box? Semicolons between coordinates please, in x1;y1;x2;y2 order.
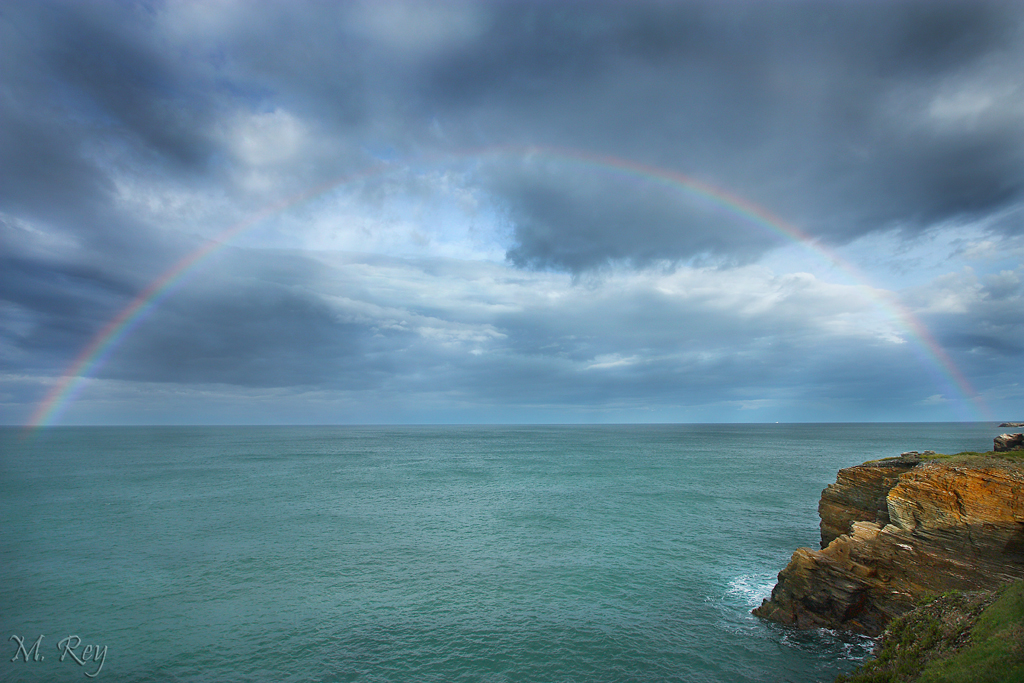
0;423;1002;682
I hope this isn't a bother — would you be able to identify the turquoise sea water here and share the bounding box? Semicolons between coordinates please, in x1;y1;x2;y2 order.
0;423;1002;682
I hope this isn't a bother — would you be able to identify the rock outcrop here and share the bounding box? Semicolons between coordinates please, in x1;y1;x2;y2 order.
999;422;1024;428
995;433;1024;452
753;454;1024;636
817;456;919;548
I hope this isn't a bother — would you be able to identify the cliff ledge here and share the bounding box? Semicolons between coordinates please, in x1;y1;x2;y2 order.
753;451;1024;636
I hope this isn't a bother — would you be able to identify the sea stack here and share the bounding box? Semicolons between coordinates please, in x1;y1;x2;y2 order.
753;453;1024;636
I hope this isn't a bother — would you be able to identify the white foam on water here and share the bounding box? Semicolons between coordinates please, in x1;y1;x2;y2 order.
725;573;777;608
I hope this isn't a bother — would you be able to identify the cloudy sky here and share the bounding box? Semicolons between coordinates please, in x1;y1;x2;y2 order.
2;0;1023;426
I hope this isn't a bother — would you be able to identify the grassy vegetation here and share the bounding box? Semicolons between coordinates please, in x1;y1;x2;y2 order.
866;450;1024;469
920;450;1024;467
917;581;1024;683
836;581;1024;683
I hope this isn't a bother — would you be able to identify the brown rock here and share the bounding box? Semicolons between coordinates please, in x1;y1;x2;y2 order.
753;458;1024;636
994;433;1024;452
818;457;918;548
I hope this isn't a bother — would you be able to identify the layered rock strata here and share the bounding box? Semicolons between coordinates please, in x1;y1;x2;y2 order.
817;456;919;548
753;456;1024;636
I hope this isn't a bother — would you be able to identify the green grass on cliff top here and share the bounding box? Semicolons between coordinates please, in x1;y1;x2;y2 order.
924;450;1024;468
869;450;1024;469
917;580;1024;682
836;581;1024;683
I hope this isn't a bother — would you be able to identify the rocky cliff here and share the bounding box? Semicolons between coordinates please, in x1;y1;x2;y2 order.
753;452;1024;636
836;581;1024;682
995;433;1024;451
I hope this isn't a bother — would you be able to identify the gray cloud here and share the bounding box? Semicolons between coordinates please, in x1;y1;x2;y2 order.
460;1;1024;268
487;160;781;272
1;0;1022;424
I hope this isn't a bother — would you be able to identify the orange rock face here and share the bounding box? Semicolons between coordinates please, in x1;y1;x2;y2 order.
818;458;918;548
753;457;1024;635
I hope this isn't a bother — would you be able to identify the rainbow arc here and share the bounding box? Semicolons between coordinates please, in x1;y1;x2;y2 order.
25;146;990;431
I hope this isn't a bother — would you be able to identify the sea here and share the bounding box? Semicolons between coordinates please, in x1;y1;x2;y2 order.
0;422;1002;682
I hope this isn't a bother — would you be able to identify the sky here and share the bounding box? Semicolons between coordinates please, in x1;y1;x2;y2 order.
1;0;1023;426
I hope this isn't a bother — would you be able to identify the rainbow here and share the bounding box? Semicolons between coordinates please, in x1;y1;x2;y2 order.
526;147;989;420
23;146;990;431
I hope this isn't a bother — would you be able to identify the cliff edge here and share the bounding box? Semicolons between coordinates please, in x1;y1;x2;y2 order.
753;451;1024;636
835;581;1024;683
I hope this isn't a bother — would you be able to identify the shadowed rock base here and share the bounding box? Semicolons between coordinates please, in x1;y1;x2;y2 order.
753;456;1024;636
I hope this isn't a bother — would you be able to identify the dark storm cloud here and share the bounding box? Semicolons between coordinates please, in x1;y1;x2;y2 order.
423;1;1009;105
0;2;213;220
98;250;389;388
107;287;366;388
0;101;109;226
407;0;1024;269
46;10;216;169
0;254;134;370
1;1;224;280
490;160;781;271
6;1;216;170
6;0;1023;272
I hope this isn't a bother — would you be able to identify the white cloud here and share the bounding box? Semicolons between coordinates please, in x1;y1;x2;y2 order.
585;354;641;370
298;254;915;378
267;168;508;260
905;268;984;314
223;109;307;168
